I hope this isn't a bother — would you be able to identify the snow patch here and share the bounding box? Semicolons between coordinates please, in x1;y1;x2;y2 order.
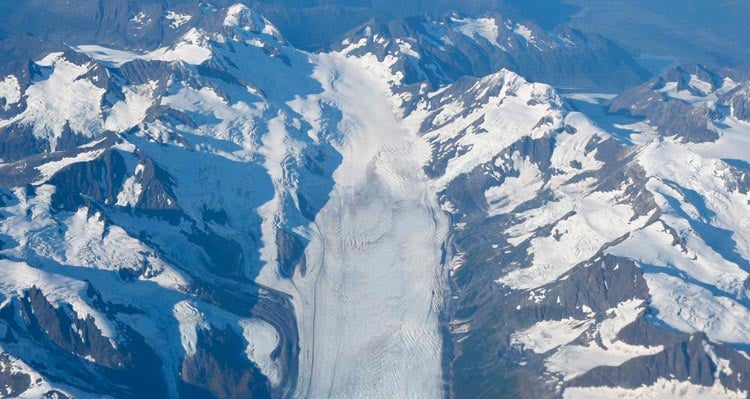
689;74;713;94
36;52;65;67
8;56;106;147
396;39;420;58
76;29;212;67
165;11;192;29
116;164;145;207
511;317;592;354
563;93;617;105
105;81;157;132
514;24;536;43
224;3;283;40
130;11;151;27
563;378;747;399
239;319;281;386
546;299;664;380
452;17;501;48
485;154;544;216
34;149;106;184
173;301;208;357
0;75;21;110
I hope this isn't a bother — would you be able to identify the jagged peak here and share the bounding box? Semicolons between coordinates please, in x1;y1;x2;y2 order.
434;68;563;110
69;4;290;70
222;3;285;44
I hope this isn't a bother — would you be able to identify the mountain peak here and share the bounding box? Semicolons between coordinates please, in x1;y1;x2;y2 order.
334;12;648;91
222;3;286;44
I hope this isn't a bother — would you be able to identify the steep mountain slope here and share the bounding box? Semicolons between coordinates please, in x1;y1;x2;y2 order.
0;2;749;399
422;68;750;398
335;13;649;91
610;64;750;142
0;6;313;398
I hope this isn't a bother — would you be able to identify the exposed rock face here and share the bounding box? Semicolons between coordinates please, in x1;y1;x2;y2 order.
720;81;750;122
567;333;748;390
416;65;750;398
180;327;272;399
0;353;31;397
334;13;649;91
609;64;750;143
0;6;304;397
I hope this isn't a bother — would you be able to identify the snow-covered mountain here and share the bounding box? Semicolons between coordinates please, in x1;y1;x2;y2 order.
428;66;750;398
333;13;649;91
0;2;749;399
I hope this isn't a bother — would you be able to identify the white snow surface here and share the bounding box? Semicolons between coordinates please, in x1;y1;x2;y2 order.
76;29;212;67
493;116;652;289
34;149;107;184
116;163;145;207
297;53;448;399
239;319;281;386
485;153;544;216
173;301;208;357
1;55;106;148
511;317;592;354
224;3;282;39
224;4;251;26
424;70;564;190
606;124;750;344
500;191;652;289
644;273;750;344
165;11;192;29
258;49;449;398
514;24;536;43
546;299;663;380
105;81;157;132
0;75;21;110
452;17;500;47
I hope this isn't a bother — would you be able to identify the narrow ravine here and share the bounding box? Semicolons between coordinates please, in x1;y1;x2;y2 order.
287;53;450;399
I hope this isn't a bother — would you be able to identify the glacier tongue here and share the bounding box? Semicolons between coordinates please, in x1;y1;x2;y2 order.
285;52;449;398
